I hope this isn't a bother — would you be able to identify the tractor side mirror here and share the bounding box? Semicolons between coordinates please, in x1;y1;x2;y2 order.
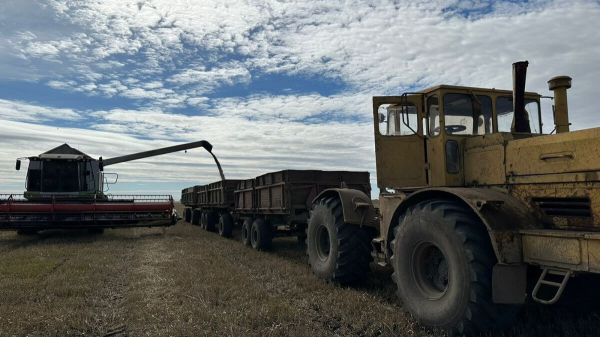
378;112;386;123
15;159;21;171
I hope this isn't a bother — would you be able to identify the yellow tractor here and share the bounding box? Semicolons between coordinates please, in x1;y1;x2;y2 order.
306;61;599;335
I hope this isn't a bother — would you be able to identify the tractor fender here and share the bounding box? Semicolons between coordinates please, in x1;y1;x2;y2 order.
385;187;543;265
312;188;379;229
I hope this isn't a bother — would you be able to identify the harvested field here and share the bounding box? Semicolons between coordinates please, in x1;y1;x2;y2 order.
0;205;599;336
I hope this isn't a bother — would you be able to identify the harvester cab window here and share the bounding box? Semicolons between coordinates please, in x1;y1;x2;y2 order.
427;95;440;136
443;93;493;135
26;161;42;192
496;96;541;133
42;160;79;192
379;104;418;136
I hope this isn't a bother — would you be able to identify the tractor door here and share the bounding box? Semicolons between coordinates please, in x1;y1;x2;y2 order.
374;95;427;190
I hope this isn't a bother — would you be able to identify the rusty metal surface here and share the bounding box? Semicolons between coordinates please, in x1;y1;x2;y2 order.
520;229;600;273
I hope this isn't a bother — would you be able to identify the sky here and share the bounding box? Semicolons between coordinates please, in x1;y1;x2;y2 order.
0;0;599;200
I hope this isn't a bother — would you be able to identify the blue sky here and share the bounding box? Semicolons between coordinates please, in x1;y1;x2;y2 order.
1;0;600;199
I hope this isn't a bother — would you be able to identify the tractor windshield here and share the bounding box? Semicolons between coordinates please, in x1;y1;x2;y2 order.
496;96;541;134
443;93;493;135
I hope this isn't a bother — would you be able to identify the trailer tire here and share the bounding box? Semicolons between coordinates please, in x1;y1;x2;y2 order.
242;218;253;246
251;218;272;250
184;208;192;223
219;214;234;238
201;211;208;229
307;196;372;285
206;211;218;232
191;209;201;226
390;199;519;336
87;228;104;235
16;229;38;236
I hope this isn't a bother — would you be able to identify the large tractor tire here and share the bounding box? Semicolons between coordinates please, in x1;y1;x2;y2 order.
250;218;272;250
306;196;372;285
184;208;192;223
191;209;201;226
390;199;519;336
206;211;218;232
218;214;234;238
241;218;254;246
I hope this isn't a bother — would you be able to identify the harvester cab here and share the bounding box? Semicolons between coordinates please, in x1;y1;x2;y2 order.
16;140;223;200
3;140;224;233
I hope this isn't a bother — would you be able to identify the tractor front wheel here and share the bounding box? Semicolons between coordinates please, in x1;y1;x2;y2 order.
390;199;519;336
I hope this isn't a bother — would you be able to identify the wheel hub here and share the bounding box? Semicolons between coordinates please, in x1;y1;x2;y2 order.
411;242;449;299
315;224;330;262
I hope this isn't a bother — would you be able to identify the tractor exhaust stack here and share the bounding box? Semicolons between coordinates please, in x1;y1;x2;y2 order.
548;75;572;133
512;61;531;133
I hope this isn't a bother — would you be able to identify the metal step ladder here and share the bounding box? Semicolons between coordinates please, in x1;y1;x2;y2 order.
532;267;572;304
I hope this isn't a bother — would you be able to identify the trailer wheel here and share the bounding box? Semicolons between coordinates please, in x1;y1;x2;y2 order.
206;211;218;232
184;208;192;223
88;228;104;235
242;218;253;246
218;214;234;238
251;218;272;250
390;199;519;336
16;229;38;236
307;196;372;284
200;211;208;229
191;209;201;226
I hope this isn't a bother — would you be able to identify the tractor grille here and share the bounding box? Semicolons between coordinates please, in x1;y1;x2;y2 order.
531;197;591;217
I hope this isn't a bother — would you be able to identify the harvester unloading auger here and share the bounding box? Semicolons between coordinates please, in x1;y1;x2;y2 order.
0;140;224;234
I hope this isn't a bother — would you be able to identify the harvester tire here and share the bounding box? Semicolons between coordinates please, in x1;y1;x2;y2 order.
242;218;253;246
16;229;38;236
306;196;372;285
390;199;519;336
218;214;234;238
191;209;201;226
250;218;272;250
206;211;218;232
184;208;192;223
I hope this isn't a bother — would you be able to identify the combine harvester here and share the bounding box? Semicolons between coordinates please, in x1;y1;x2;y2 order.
0;140;223;235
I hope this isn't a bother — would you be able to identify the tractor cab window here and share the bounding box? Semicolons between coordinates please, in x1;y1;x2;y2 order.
443;93;493;135
497;96;541;134
378;104;418;136
42;160;79;192
428;95;440;136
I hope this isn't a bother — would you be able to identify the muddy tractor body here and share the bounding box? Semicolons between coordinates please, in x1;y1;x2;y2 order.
306;62;599;335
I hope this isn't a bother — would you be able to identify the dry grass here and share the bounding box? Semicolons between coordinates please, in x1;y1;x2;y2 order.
0;204;598;336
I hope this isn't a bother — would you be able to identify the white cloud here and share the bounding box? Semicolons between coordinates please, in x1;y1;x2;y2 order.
0;99;81;122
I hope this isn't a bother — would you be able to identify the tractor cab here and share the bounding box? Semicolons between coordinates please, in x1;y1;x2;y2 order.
374;62;549;190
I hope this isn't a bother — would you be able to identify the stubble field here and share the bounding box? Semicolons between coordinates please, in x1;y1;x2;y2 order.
0;205;599;337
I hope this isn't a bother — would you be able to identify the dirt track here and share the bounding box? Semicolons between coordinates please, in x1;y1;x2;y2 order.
0;216;599;336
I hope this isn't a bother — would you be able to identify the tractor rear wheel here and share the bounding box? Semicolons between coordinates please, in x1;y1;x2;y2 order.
242;218;253;246
206;211;218;232
218;214;234;238
390;199;519;336
306;196;372;284
191;209;201;225
251;218;272;250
